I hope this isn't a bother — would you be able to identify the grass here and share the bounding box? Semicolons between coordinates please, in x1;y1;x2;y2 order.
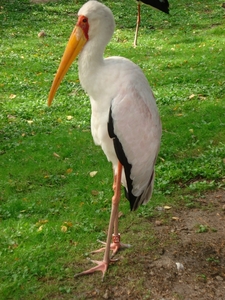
0;0;225;298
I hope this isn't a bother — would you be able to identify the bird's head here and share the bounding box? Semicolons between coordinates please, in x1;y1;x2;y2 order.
48;0;115;106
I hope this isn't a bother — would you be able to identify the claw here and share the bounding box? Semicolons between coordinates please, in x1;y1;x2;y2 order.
74;260;108;279
74;258;118;280
91;235;131;257
90;240;107;254
75;234;131;278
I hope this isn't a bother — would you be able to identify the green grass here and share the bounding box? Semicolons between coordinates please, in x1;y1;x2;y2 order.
0;0;225;298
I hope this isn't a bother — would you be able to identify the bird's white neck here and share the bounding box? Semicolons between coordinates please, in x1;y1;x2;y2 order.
78;38;105;96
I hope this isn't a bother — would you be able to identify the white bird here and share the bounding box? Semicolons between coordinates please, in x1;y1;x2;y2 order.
48;0;162;279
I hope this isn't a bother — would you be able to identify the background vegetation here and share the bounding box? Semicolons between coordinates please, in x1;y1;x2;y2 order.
0;0;224;298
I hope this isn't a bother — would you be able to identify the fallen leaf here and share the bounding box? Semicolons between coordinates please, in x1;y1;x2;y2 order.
67;115;73;120
90;171;98;177
38;30;46;38
91;190;99;196
9;94;16;99
61;225;67;232
215;195;222;200
37;225;44;232
70;240;78;246
189;94;195;99
64;221;73;227
36;219;48;226
27;120;33;124
198;94;206;100
164;205;172;210
172;217;180;221
53;152;60;158
155;220;163;226
66;168;73;174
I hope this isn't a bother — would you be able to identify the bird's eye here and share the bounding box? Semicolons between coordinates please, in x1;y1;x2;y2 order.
82;18;88;23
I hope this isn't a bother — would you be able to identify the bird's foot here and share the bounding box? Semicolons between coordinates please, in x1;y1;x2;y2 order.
91;234;131;257
74;258;117;280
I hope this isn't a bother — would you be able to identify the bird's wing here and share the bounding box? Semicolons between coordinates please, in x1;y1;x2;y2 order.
108;82;161;210
139;0;169;14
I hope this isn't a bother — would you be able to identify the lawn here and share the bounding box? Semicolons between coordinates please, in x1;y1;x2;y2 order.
0;0;225;299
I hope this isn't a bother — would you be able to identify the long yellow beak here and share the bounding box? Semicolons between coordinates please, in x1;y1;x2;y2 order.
48;25;87;106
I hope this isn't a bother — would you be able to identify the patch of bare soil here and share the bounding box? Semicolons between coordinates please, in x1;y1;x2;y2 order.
78;190;225;300
142;190;225;300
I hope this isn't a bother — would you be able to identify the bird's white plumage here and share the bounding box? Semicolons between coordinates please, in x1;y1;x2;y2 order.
78;1;161;207
110;61;161;197
47;0;162;276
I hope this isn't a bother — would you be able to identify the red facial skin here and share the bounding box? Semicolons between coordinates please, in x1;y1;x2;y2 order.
77;15;89;40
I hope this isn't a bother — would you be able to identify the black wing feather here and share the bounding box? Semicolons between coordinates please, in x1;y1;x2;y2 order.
138;0;169;14
108;105;140;211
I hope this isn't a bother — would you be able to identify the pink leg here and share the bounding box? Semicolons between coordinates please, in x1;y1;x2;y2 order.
75;162;123;279
91;167;131;257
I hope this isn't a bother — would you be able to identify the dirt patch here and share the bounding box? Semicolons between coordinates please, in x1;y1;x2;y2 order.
142;190;225;299
74;190;225;300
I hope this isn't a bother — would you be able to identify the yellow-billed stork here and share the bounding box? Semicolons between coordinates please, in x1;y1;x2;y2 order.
134;0;169;46
48;0;162;278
